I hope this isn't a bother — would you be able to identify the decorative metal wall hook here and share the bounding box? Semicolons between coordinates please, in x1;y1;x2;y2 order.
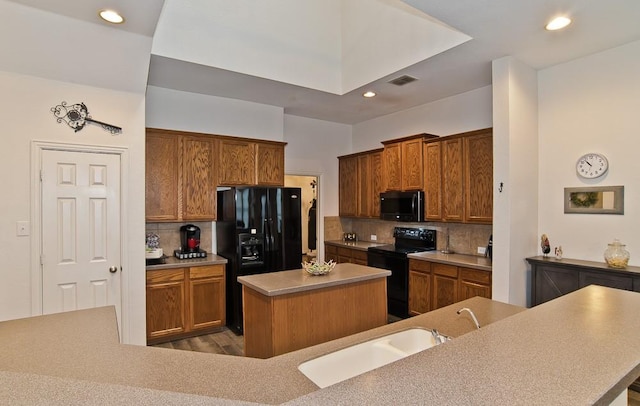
51;101;122;135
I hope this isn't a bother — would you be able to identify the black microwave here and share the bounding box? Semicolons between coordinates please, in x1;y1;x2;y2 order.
380;191;424;222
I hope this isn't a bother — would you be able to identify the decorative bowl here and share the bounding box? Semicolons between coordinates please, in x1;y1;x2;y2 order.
302;260;336;276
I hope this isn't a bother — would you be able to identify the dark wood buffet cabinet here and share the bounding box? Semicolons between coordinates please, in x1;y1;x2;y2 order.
527;256;640;306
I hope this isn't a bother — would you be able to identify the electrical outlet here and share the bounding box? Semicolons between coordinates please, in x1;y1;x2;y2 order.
16;221;30;236
370;234;377;241
477;246;486;255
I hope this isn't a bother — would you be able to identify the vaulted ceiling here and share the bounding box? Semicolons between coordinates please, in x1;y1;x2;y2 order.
7;0;640;124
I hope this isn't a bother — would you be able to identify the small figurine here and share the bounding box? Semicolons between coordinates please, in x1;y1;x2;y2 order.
541;234;551;257
554;246;563;260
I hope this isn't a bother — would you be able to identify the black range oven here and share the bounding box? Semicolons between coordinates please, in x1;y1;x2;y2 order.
367;227;436;318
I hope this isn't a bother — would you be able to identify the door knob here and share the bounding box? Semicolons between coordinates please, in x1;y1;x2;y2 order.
109;266;119;273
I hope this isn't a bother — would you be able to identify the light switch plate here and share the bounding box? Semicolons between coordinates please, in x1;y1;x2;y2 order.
17;221;30;236
370;235;377;241
477;246;486;255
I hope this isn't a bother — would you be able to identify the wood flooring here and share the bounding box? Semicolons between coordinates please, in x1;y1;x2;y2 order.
150;327;640;405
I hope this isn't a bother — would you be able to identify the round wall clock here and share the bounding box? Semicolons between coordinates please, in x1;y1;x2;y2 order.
576;153;608;179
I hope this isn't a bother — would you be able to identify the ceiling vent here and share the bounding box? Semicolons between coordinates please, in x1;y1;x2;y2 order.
388;75;418;86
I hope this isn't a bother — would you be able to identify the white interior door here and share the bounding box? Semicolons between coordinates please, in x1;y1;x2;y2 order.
41;149;122;322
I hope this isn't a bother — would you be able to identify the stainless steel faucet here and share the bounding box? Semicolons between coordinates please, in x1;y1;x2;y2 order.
457;307;481;329
430;328;450;345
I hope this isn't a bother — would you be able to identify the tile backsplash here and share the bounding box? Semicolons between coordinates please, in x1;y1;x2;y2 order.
324;216;491;256
145;222;213;253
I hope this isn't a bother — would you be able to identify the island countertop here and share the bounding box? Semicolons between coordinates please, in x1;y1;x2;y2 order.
2;286;640;405
237;263;391;296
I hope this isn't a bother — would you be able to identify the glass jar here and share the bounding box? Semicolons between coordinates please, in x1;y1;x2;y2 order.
604;239;630;269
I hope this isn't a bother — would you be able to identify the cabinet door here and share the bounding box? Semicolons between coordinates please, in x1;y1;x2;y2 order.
256;142;284;186
182;136;217;220
146;269;186;341
325;244;339;263
464;132;493;223
383;142;402;191
423;142;442;221
408;260;431;316
357;154;372;217
218;139;256;185
145;132;180;221
370;150;384;218
189;265;225;331
352;250;368;266
338;155;358;217
337;247;354;264
432;263;458;309
442;138;464;221
401;139;423;190
533;264;579;306
459;268;492;300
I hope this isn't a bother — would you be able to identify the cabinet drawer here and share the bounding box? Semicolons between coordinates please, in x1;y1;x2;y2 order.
337;247;354;257
147;269;185;284
190;265;224;279
352;250;368;262
409;259;431;273
460;268;491;285
432;263;458;278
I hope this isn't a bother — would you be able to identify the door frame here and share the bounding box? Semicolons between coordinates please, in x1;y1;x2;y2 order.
285;172;323;262
30;141;130;342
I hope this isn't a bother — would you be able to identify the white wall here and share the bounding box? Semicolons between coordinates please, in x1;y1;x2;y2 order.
538;39;640;266
146;86;284;140
351;86;493;151
492;57;539;307
0;71;147;344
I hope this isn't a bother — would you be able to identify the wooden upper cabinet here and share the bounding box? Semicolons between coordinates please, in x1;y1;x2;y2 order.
146;131;180;221
423;142;443;221
464;130;493;223
442;137;464;222
370;150;384;218
357;154;372;217
218;139;256;186
255;142;285;186
401;138;424;190
382;133;437;192
383;142;403;191
339;148;383;219
182;136;217;220
338;155;358;217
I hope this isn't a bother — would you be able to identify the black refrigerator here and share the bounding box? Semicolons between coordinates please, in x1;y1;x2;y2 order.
216;187;303;334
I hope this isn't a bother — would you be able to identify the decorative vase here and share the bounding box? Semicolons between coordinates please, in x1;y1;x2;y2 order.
604;239;630;269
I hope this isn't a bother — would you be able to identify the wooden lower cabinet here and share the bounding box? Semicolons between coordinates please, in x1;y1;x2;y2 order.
408;259;492;316
243;278;387;358
146;264;225;344
325;243;367;265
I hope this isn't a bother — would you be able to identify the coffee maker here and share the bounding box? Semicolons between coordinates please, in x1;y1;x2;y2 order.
174;224;207;259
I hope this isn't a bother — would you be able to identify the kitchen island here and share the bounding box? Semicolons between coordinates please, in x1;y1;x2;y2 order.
1;286;639;405
238;263;391;358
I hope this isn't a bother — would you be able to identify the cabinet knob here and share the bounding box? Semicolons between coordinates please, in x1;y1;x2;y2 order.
109;266;119;273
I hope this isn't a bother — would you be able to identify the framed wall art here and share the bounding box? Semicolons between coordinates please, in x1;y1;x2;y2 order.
564;186;624;214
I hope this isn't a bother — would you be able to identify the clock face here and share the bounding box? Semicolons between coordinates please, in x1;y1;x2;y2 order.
576;153;608;179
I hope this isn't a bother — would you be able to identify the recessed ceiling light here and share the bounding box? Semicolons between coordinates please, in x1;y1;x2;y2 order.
363;91;376;98
545;16;571;31
99;9;125;24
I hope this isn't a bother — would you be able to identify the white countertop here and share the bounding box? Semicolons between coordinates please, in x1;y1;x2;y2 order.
237;263;391;296
408;250;492;271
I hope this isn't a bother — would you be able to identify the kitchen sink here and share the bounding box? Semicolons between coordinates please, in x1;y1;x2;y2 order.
298;328;444;388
